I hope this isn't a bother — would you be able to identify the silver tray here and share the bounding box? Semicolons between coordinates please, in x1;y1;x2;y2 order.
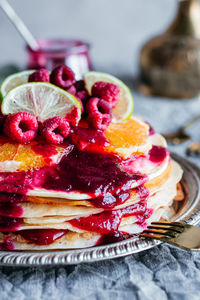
0;153;200;266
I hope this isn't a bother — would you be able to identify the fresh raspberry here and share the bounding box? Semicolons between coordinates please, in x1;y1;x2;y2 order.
86;97;112;131
41;116;70;144
4;112;38;143
50;65;75;90
65;85;76;95
65;107;81;127
76;90;88;103
92;81;120;108
28;69;50;82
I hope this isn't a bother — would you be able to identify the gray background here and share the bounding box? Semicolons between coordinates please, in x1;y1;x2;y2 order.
0;0;177;75
1;1;200;299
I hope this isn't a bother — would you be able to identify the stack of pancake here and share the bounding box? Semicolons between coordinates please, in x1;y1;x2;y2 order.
0;117;183;250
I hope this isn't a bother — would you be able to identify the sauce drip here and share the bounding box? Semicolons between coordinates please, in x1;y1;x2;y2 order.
91;191;130;209
71;127;109;151
0;216;23;231
19;229;67;245
0;237;15;251
31;143;58;157
148;146;168;163
69;201;151;235
0;193;24;217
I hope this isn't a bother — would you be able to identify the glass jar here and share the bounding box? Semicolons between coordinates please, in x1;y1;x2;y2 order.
26;39;92;79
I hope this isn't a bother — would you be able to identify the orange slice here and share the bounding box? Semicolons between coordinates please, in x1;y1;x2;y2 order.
104;117;150;158
0;142;19;162
0;140;66;172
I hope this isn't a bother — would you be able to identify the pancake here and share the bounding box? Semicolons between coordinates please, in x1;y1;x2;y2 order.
0;160;180;219
0;160;182;234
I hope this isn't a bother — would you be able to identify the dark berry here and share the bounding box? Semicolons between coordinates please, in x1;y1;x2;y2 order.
28;69;50;82
50;65;75;90
41;116;70;144
4;112;38;143
92;81;120;108
86;97;112;131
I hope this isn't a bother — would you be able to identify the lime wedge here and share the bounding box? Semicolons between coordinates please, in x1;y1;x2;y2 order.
84;71;134;123
1;82;81;122
0;70;34;101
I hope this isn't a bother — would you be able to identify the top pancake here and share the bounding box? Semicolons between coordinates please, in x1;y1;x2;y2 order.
0;117;150;172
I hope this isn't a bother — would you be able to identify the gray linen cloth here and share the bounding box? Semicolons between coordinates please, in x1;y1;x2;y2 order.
1;76;200;300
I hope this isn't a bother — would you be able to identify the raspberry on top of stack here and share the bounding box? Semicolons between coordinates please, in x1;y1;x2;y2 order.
0;66;184;251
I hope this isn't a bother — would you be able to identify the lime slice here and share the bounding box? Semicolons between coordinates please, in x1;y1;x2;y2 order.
1;82;81;122
0;70;34;100
84;71;134;123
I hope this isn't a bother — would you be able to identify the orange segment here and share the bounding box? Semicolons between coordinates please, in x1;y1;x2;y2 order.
0;139;67;172
104;117;150;158
0;143;19;161
14;144;46;171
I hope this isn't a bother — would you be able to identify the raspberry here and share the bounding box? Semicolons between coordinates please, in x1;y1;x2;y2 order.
50;65;75;90
65;107;80;127
86;97;112;131
66;85;76;95
28;69;50;82
41;117;70;144
76;90;88;103
4;112;38;143
92;81;120;108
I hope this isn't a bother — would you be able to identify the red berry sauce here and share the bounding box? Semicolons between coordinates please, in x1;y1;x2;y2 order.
19;229;67;245
0;193;25;217
0;216;23;232
0;237;15;251
40;148;147;197
91;191;130;209
148;145;169;163
69;200;152;235
31;142;58;158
